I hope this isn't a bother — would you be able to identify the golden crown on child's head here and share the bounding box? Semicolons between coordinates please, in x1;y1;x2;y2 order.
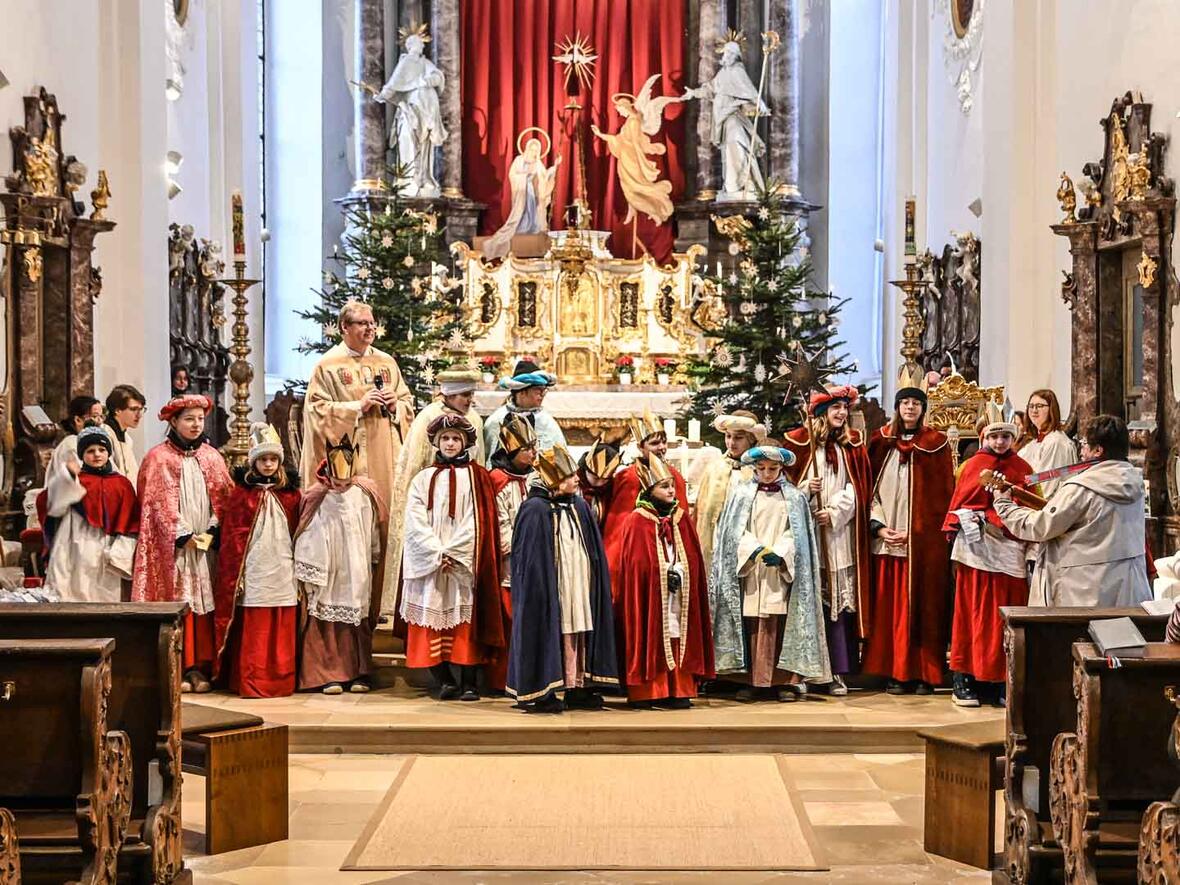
636;455;674;492
535;446;579;490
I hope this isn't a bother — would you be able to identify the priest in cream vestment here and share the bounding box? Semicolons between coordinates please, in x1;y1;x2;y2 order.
300;301;414;610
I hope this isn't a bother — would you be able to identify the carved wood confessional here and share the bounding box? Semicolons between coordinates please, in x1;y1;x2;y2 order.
916;231;981;381
1053;91;1177;552
0;88;114;515
168;223;230;447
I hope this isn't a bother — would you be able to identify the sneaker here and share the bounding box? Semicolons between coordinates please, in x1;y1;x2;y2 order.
349;679;371;694
322;682;345;696
885;679;905;696
914;681;935;696
829;675;848;697
179;678;193;694
187;670;212;694
951;673;980;708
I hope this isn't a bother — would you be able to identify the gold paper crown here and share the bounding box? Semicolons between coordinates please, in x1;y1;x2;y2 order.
499;413;538;454
636;455;675;492
326;434;357;480
535;445;579;490
980;400;1016;435
584;439;622;480
249;423;282;449
896;364;928;395
629;406;664;445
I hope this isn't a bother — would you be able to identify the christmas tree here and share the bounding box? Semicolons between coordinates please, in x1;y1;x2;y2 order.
683;187;861;438
295;190;467;408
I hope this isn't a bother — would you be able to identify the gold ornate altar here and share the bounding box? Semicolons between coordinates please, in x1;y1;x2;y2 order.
927;372;1005;468
451;235;710;384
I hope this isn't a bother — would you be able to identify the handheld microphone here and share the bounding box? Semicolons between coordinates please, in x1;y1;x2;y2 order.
373;374;390;418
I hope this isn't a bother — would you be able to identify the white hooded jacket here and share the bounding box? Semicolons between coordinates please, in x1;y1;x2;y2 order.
995;459;1150;607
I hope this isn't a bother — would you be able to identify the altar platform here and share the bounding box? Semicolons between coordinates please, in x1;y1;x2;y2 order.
192;673;1002;757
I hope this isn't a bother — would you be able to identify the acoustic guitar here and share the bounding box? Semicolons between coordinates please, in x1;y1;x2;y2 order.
978;468;1048;511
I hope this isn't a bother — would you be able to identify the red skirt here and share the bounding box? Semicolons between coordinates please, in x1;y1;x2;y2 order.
183;611;215;673
626;640;699;701
862;556;945;685
949;564;1028;683
405;619;484;668
229;606;296;698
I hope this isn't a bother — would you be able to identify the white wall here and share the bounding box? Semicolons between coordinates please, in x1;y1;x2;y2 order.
0;0;263;456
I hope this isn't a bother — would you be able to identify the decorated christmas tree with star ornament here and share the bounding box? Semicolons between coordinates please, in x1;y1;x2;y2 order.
683;186;862;435
295;191;468;407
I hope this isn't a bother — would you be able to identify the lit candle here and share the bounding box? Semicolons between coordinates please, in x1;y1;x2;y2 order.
664;418;677;441
715;260;722;278
231;190;246;261
904;195;916;265
688;419;701;443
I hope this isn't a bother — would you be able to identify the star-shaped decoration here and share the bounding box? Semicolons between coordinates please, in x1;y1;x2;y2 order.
381;234;393;248
382;276;395;290
739;300;758;316
446;327;467;350
423;364;436;385
321;322;339;340
757;206;770;221
772;342;833;404
553;33;598;91
356;266;371;280
713;343;733;368
767;278;778;292
402;254;415;268
375;324;387;338
728;272;739;286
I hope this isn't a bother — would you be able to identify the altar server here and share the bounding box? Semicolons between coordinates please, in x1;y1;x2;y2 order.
399;414;504;701
784;385;872;696
507;446;617;713
387;368;485;606
1017;389;1077;498
485;413;539;692
213;424;302;698
295;434;387;694
942;403;1032;707
483;359;566;459
616;456;714;708
693;410;767;581
863;370;954;694
42;425;139;603
132;394;233;693
578;439;623;526
711;446;829;701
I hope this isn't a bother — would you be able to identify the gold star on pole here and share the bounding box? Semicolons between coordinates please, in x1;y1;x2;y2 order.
772;342;833;405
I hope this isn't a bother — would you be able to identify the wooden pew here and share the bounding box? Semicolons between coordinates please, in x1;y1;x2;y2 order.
0;604;189;884
999;606;1168;885
0;808;19;883
0;638;132;884
1137;686;1180;883
1049;642;1180;884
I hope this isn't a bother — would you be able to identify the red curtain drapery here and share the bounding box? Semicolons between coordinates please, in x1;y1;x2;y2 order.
461;0;687;263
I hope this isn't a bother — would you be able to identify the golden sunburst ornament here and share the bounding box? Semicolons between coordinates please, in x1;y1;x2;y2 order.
553;33;598;92
715;28;748;53
398;22;431;46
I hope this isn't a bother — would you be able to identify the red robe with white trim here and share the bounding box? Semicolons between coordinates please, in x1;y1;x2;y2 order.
601;460;690;601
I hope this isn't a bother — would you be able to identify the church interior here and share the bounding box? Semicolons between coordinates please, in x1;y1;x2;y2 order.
3;1;1180;882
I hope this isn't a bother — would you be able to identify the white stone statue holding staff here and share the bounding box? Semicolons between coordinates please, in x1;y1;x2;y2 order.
373;25;446;197
482;127;562;260
683;31;776;201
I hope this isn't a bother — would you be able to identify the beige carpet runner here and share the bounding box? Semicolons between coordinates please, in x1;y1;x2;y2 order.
343;753;826;871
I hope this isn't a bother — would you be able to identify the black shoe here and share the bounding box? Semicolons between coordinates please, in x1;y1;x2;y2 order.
525;694;564;714
951;672;980;708
656;696;692;709
914;681;935;696
439;682;460;701
775;686;799;703
990;684;1007;708
735;687;755;702
885;679;905;695
459;687;480;702
564;689;606;710
627;699;655;710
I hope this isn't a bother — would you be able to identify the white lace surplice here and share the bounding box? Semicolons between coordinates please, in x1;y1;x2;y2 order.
295;484;380;625
241;491;297;607
811;446;858;617
175;456;217;616
399;466;476;630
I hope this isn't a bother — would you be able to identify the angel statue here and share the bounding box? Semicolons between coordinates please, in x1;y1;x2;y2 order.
590;74;687;232
373;25;446;197
684;36;770;200
482;128;563;260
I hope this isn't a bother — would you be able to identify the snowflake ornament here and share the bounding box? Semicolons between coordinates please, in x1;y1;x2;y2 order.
381;234;394;248
447;327;467;350
753;362;767;384
423;364;436;385
757;206;770;221
356;266;371;280
739;301;758;316
382;277;395;290
791;315;803;328
767;278;778;292
713;344;733;368
403;255;415;268
709;399;727;419
728;272;739;286
321;322;338;339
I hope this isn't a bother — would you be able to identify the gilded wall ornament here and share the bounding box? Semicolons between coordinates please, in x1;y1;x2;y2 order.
934;0;984;114
1138;251;1158;289
1056;172;1077;224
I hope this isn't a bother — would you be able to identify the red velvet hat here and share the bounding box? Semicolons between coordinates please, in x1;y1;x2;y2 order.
158;393;213;422
807;384;859;417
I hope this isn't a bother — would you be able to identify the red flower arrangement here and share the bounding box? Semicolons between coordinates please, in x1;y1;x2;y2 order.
615;355;635;369
653;357;678;371
478;355;499;370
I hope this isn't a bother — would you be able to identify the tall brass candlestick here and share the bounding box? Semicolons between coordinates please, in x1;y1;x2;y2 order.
890;261;928;375
218;258;261;466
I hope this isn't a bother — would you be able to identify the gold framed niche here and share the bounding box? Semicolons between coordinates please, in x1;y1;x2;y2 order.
558;272;600;337
556;346;599;383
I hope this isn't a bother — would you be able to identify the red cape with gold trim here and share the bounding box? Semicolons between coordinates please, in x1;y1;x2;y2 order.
783;427;873;636
601;461;690;602
868;424;954;647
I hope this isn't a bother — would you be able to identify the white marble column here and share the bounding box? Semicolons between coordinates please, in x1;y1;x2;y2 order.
694;0;722;199
353;0;386;191
431;0;464;197
768;0;801;195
